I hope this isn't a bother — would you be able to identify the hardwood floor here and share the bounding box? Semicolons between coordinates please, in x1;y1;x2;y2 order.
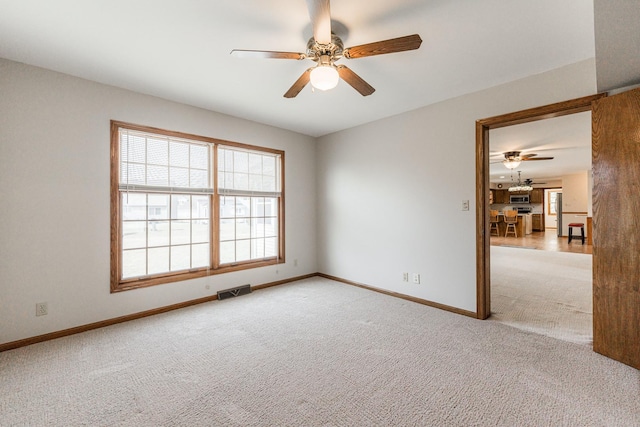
490;229;592;255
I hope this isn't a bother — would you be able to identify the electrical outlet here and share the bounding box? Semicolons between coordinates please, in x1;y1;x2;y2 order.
36;302;48;316
412;273;421;284
403;272;409;282
294;259;298;267
462;200;469;211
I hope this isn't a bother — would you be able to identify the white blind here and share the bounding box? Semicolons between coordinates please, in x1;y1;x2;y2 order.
217;146;281;197
119;129;213;194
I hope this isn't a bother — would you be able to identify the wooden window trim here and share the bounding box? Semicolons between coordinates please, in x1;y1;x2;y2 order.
110;121;285;293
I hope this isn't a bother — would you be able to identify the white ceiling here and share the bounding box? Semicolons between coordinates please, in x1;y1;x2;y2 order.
0;0;596;137
489;112;592;185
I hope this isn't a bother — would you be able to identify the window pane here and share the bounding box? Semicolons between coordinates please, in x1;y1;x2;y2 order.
249;174;262;191
170;245;190;271
236;219;250;240
172;195;191;219
234;151;249;173
224;149;234;171
223;172;234;189
264;217;277;237
234;172;249;190
122;193;147;220
236;239;250;262
251;218;265;238
127;163;146;185
249;153;262;174
127;135;146;164
192;195;208;219
217;170;226;189
252;238;265;258
122;221;146;250
263;175;276;192
236;197;250;218
263;156;275;176
123;249;146;279
220;241;235;264
252;197;265;217
265;237;277;257
192;243;209;268
171;220;191;245
148;194;169;220
190;169;208;188
148;221;169;247
190;145;208;170
219;218;235;241
220;197;236;219
170;167;189;187
192;220;209;244
147;165;168;186
169;142;189;167
265;198;278;217
147;138;168;165
148;247;169;275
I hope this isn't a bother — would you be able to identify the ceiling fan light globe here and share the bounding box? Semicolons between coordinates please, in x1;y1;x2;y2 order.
503;159;521;169
310;65;339;91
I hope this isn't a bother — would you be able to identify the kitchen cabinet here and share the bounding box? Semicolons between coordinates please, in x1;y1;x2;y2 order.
494;189;510;204
532;213;545;231
530;188;544;204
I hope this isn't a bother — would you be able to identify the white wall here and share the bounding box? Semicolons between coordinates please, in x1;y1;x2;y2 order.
0;59;317;345
561;171;590;236
316;59;597;313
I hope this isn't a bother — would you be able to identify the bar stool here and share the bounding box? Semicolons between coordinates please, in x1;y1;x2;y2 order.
568;222;585;244
489;210;500;236
504;210;518;237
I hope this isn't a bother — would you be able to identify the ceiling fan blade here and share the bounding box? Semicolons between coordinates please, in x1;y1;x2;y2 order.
284;68;313;98
231;50;306;60
306;0;332;45
520;153;538;159
522;157;554;161
336;65;375;96
344;34;422;59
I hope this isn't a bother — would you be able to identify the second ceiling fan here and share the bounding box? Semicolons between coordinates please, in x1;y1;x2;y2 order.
493;151;554;170
231;0;422;98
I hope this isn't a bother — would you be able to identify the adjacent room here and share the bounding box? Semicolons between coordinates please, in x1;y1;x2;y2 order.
488;113;594;345
1;0;639;425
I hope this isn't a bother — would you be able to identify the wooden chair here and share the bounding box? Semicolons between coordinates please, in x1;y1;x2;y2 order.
504;210;518;237
489;210;500;236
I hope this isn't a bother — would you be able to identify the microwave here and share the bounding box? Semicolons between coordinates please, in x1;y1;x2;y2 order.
509;194;530;204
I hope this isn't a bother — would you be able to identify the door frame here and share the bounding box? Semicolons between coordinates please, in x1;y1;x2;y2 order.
475;94;606;319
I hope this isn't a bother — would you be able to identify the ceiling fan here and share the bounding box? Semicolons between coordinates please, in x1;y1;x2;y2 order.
523;178;546;185
230;0;422;98
491;151;554;170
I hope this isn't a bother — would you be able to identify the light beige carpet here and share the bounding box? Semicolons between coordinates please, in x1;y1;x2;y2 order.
490;246;593;346
1;278;638;426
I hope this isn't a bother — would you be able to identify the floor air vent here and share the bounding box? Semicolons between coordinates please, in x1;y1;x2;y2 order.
217;284;251;300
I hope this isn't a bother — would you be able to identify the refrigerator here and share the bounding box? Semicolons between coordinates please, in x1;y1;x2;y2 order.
556;193;563;237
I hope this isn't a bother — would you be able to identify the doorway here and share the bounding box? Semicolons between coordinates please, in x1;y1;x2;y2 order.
486;113;593;344
475;94;606;320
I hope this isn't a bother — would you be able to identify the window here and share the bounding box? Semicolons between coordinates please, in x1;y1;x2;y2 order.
218;146;281;265
547;190;560;216
111;121;284;292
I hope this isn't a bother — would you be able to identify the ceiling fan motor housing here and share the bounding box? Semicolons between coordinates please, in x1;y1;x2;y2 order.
307;33;344;63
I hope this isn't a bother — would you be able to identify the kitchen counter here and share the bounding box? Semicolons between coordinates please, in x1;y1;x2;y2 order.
495;213;532;237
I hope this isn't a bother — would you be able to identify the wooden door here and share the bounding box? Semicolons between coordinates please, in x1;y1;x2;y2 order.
592;88;640;370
